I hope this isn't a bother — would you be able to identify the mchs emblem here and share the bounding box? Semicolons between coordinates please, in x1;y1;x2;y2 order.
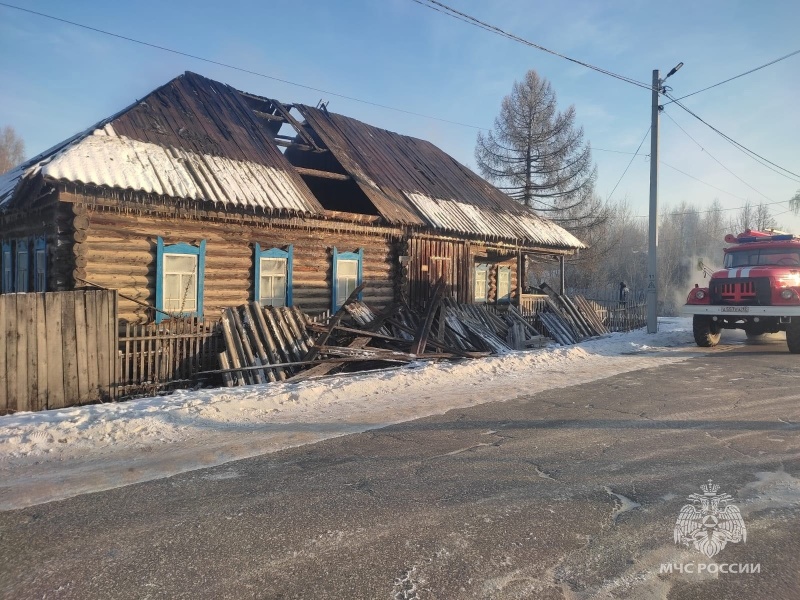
674;480;747;558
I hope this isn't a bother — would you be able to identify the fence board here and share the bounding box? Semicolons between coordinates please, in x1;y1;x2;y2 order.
0;298;7;413
15;293;29;412
35;294;48;411
60;292;80;406
5;295;17;413
73;291;90;402
24;295;39;412
45;293;65;409
84;291;101;403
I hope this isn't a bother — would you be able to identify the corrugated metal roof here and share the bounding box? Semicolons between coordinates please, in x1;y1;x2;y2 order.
1;73;324;215
294;106;584;249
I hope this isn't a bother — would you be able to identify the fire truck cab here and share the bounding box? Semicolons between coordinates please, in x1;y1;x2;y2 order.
682;230;800;353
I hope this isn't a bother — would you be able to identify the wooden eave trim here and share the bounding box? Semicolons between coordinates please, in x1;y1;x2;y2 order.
56;188;405;238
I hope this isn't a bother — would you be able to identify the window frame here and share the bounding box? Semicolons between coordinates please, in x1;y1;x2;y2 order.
34;236;47;292
155;237;206;323
474;263;489;303
497;265;511;303
1;240;12;293
332;247;363;312
15;238;30;293
254;243;293;307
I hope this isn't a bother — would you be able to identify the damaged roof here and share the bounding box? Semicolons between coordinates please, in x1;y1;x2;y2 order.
293;106;584;249
0;72;324;216
1;72;583;250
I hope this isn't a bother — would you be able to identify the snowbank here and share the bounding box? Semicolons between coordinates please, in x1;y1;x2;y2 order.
0;318;695;510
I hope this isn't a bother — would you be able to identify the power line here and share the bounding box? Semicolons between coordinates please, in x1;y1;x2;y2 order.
666;93;800;182
0;2;487;130
594;147;641;155
632;197;790;219
664;49;800;105
410;0;653;91
607;128;650;200
661;109;773;200
659;161;749;202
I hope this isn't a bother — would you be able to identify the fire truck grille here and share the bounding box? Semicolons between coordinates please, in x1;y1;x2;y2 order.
710;277;771;305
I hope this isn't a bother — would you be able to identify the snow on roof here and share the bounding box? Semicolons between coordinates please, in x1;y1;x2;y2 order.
406;192;586;248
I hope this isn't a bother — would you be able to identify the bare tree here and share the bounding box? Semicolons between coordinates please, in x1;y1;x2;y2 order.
475;70;599;231
754;202;777;231
730;201;755;233
0;126;26;174
789;189;800;214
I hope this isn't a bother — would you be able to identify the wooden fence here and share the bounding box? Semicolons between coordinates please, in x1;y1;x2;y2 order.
0;290;118;414
117;317;222;396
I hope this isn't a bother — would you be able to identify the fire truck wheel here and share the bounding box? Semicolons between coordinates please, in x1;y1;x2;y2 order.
786;322;800;353
693;315;721;347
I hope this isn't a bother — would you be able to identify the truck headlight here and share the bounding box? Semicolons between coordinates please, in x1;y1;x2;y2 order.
695;290;706;299
781;289;795;300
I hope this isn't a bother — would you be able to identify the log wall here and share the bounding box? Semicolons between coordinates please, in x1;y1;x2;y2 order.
78;204;401;322
408;237;520;307
0;198;75;292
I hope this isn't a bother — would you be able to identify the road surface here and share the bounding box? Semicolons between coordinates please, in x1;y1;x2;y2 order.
1;333;799;599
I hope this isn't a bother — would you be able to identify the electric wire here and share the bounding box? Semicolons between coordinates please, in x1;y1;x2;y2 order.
0;2;487;130
663;49;800;105
607;128;650;200
665;93;800;182
661;109;774;200
410;0;654;91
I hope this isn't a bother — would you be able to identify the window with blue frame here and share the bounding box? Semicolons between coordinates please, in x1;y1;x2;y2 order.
34;237;47;292
474;263;489;303
156;237;206;323
15;238;29;293
254;244;293;307
332;247;363;311
497;266;511;303
1;241;11;293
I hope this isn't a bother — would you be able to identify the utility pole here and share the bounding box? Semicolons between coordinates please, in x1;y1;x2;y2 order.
647;62;682;334
646;70;660;334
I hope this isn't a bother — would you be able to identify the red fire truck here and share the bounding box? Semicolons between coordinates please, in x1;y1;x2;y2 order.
683;230;800;352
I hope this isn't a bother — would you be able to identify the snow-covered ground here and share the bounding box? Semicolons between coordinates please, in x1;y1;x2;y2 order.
0;318;698;510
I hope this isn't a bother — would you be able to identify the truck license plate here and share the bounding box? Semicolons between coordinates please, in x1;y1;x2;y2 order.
720;306;750;313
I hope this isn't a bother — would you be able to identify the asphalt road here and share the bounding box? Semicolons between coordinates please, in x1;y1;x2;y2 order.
1;333;800;600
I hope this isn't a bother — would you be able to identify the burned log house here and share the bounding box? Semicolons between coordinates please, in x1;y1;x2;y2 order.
0;72;583;325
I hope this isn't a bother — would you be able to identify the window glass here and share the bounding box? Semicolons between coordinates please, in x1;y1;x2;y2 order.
474;265;488;302
35;249;46;292
16;245;29;292
725;249;800;268
259;257;287;307
337;259;359;303
498;268;511;302
2;249;11;292
163;254;198;313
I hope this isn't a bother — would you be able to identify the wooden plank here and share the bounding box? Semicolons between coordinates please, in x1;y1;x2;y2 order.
15;293;29;412
84;291;101;403
411;279;446;355
241;304;274;383
302;282;366;363
73;291;90;403
44;293;65;409
34;294;48;411
110;292;118;399
0;296;7;413
218;351;235;387
23;294;39;412
280;308;309;356
262;308;294;366
289;336;372;381
61;292;80;406
2;295;16;412
272;308;303;363
250;303;286;381
220;309;247;386
231;309;263;384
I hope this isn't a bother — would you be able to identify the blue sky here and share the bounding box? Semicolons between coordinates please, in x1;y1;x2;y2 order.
1;0;798;231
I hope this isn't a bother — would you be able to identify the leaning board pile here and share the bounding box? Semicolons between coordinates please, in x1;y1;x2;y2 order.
217;287;553;387
535;283;609;345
